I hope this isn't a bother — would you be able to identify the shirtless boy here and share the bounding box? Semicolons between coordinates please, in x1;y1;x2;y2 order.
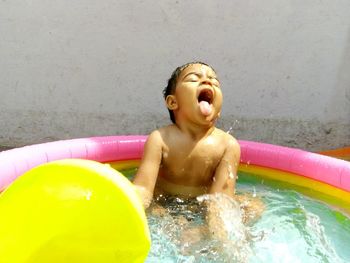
133;62;262;234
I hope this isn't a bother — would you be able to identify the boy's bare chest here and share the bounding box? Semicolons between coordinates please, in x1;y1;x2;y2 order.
166;138;223;160
160;138;225;184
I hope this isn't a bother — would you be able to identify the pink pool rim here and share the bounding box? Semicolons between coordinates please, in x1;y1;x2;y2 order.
0;136;349;209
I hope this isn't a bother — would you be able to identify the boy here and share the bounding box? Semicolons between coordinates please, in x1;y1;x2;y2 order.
133;62;261;238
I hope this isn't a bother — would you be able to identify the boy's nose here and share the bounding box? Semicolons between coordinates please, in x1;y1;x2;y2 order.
201;79;212;86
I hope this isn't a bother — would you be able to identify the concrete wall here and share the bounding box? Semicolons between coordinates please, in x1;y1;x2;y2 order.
1;0;349;151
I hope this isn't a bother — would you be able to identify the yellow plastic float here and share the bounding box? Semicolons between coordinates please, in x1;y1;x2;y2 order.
0;159;150;263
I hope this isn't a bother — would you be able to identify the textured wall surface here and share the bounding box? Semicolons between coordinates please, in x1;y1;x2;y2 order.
1;0;349;151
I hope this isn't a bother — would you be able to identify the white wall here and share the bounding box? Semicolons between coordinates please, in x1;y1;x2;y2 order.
1;0;349;151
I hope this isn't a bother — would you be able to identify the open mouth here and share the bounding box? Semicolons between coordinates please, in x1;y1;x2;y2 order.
197;89;213;104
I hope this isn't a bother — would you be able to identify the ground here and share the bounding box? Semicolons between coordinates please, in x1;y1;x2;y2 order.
0;146;12;152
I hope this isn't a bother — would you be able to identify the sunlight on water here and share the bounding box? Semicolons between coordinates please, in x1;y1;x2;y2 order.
143;173;350;263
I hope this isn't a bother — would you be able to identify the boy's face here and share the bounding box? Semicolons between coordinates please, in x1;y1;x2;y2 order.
167;64;223;125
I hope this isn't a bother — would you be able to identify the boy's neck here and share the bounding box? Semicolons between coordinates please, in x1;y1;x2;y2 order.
175;120;216;141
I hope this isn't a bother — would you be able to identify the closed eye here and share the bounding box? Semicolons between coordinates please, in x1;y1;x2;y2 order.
184;74;200;82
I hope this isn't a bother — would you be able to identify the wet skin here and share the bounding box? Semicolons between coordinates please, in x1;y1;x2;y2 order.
133;64;240;202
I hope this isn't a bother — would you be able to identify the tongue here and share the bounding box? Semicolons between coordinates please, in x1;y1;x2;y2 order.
199;101;212;116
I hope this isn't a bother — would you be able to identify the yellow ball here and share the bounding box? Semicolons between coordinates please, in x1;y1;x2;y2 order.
0;159;150;263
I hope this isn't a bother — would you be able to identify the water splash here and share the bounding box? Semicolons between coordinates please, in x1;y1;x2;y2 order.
144;174;350;263
226;120;240;134
227;164;234;179
147;194;253;263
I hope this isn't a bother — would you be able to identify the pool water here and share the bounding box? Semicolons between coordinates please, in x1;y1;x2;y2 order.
238;174;350;263
123;169;350;263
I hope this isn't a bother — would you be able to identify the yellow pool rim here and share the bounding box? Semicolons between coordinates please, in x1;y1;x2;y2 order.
107;159;350;215
239;164;350;214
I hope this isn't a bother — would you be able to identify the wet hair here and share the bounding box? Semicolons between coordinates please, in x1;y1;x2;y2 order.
163;61;215;123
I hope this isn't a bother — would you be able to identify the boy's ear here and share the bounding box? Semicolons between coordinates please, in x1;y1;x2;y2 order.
165;95;178;110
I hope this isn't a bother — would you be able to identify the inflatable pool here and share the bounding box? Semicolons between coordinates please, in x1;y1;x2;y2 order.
1;136;349;213
0;136;349;262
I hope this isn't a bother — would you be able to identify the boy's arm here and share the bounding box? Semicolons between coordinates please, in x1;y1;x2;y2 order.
209;137;240;197
206;137;241;240
133;130;163;209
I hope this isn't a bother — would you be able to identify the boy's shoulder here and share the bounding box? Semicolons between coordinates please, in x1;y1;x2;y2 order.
213;128;239;141
147;125;176;143
213;128;240;149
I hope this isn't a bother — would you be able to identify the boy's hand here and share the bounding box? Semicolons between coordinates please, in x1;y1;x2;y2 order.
134;185;153;209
